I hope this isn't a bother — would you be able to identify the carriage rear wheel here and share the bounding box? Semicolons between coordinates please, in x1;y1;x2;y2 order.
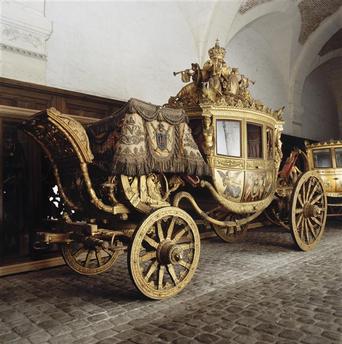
61;240;122;275
290;171;327;251
128;207;200;300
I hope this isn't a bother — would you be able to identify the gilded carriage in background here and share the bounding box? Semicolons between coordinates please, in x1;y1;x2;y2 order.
305;140;342;217
22;41;327;299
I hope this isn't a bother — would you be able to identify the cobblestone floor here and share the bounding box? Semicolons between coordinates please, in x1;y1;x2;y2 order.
0;221;341;344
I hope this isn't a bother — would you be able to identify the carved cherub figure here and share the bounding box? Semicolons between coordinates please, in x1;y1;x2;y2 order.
203;115;214;154
226;67;240;95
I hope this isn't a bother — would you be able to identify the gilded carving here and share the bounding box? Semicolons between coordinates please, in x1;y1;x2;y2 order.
203;115;214;155
214;157;244;169
169;40;285;121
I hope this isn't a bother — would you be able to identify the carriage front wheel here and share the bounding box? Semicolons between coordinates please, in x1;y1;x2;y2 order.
128;207;200;300
290;171;327;251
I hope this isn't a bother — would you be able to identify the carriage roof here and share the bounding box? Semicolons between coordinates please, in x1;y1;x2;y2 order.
305;140;342;150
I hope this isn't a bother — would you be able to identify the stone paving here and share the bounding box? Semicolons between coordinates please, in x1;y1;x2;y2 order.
0;221;341;344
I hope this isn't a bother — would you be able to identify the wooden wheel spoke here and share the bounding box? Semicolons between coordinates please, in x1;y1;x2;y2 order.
140;250;157;262
311;193;323;205
302;183;306;203
307;183;318;202
306;179;316;202
158;265;165;290
102;248;113;258
95;250;103;267
143;235;159;249
295;208;303;214
166;217;176;240
297;214;304;230
307;219;318;239
167;264;179;285
178;259;191;270
144;261;158;282
173;225;189;243
72;247;85;258
84;250;92;267
311;216;323;228
297;193;304;207
157;221;164;242
303;220;310;244
178;242;194;250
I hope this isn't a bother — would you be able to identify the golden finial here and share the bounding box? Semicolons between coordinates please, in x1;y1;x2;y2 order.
208;39;226;60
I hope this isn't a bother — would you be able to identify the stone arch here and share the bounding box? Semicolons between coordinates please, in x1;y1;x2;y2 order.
227;0;293;43
288;8;342;136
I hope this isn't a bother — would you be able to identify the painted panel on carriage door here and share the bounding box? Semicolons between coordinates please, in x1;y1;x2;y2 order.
242;170;273;202
214;169;244;202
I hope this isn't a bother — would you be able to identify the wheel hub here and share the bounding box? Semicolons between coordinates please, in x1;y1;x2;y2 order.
303;203;321;218
157;240;183;265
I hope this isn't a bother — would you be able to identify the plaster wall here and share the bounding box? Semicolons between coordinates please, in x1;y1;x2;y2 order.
301;64;339;140
227;12;289;131
44;1;198;104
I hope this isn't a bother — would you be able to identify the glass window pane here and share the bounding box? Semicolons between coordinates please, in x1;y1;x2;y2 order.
266;127;273;160
216;120;241;157
247;123;263;158
335;148;342;168
313;149;332;168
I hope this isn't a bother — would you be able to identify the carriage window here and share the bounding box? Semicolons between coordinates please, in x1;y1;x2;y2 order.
335;148;342;168
266;127;273;160
247;123;263;158
216;120;241;157
313;149;332;168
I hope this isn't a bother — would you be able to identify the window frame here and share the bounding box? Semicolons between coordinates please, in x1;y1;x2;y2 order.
246;122;264;160
313;148;333;169
215;119;242;158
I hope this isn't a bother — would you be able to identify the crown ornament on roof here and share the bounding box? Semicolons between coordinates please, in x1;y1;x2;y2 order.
168;40;284;120
208;39;226;60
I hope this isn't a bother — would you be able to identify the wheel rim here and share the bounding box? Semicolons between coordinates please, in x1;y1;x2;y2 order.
290;171;327;251
128;207;200;300
61;241;121;275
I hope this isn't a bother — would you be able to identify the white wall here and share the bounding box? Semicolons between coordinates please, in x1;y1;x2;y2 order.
45;1;198;104
301;62;339;140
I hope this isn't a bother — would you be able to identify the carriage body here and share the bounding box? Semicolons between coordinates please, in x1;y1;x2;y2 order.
306;141;342;216
187;105;282;215
306;141;342;197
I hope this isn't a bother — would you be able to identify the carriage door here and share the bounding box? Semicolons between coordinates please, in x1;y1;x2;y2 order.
333;148;342;193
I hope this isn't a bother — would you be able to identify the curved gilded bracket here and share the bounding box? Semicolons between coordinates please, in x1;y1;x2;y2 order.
201;180;275;214
173;191;262;227
24;131;81;211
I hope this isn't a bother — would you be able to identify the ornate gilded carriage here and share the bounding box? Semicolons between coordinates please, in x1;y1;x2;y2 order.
22;41;327;299
305;140;342;217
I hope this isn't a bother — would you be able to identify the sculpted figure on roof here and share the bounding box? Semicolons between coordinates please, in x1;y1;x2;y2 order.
168;40;284;120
